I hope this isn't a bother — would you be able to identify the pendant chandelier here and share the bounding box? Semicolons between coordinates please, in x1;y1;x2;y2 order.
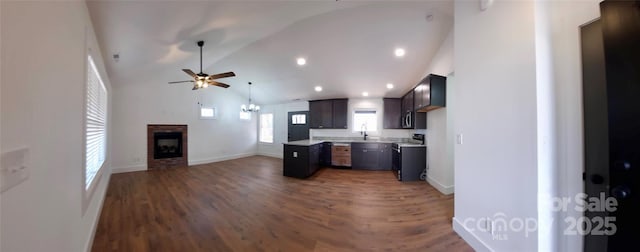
241;82;260;112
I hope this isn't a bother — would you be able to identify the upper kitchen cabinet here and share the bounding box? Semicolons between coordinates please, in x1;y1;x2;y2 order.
332;99;348;129
309;99;348;129
415;74;447;112
309;100;333;128
383;98;402;129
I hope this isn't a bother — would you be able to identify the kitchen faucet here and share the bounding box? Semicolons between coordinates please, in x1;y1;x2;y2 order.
360;124;368;141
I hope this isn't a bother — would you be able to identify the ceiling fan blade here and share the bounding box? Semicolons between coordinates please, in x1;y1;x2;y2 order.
168;80;194;84
182;69;198;78
208;72;236;80
208;81;230;88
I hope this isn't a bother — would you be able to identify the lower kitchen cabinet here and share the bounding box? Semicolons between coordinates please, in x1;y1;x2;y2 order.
378;143;392;170
283;143;321;178
351;143;392;170
320;142;332;166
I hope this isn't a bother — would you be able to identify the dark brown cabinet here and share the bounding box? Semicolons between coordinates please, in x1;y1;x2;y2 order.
383;98;402;129
351;142;392;171
283;143;321;178
332;99;348;129
414;84;425;110
415;74;447;112
309;100;333;129
309;99;348;129
378;143;392;170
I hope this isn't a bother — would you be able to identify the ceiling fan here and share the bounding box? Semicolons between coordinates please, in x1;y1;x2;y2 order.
168;40;235;90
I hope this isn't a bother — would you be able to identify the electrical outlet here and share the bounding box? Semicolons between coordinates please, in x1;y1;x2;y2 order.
1;147;30;193
456;134;463;145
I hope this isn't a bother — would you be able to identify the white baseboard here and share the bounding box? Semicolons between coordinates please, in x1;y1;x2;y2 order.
189;152;257;166
111;164;146;174
453;217;493;252
427;176;454;195
257;152;282;159
112;153;259;173
84;168;111;252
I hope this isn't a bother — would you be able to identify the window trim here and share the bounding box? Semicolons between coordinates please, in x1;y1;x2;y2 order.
259;113;274;144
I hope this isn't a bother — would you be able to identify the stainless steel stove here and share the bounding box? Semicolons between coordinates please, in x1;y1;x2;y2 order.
392;134;426;181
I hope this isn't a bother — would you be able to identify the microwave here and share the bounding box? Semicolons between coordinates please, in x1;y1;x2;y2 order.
402;110;412;128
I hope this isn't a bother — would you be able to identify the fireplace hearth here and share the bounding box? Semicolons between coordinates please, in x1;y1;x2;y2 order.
147;124;188;170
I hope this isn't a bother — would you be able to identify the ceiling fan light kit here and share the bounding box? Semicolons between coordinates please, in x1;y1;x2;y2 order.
168;40;236;90
241;82;260;113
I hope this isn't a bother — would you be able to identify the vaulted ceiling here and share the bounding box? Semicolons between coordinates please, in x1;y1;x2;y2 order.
88;1;453;105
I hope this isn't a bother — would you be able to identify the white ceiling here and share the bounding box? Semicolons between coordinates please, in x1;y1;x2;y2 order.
88;0;453;105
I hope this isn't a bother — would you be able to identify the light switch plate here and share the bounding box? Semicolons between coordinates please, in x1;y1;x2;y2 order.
1;147;30;193
456;134;463;145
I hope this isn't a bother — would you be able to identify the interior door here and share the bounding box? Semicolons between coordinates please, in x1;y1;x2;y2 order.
582;1;640;250
288;111;310;142
581;18;609;252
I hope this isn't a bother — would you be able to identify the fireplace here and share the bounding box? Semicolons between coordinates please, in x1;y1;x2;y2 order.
154;132;183;159
147;124;188;170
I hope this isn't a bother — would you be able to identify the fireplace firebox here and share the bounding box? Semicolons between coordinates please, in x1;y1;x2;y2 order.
154;132;183;159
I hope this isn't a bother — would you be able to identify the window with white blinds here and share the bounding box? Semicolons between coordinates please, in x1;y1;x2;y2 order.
85;55;107;190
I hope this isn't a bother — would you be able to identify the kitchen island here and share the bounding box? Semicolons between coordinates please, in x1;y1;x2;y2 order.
283;136;425;180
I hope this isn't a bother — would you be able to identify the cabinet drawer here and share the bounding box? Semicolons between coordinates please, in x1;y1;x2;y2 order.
332;146;351;154
332;157;351;167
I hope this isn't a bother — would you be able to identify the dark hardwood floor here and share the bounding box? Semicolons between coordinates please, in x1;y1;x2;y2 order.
92;156;472;252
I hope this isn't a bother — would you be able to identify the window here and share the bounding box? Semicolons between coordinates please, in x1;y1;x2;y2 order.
291;114;306;124
240;111;251;120
260;113;274;143
353;110;377;132
200;107;216;119
85;55;107;190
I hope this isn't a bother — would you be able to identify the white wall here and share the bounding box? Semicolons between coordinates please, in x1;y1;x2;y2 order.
423;31;455;194
544;1;600;251
453;1;539;251
1;2;111;251
257;101;309;158
111;83;258;172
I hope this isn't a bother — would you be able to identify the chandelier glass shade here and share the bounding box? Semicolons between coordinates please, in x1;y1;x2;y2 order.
241;82;260;112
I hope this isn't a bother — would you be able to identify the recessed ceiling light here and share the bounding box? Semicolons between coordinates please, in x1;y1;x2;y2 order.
394;48;406;57
362;92;369;97
315;86;323;92
297;57;307;66
386;83;394;89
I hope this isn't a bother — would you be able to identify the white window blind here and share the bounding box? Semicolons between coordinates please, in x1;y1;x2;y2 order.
260;113;274;143
85;55;107;190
